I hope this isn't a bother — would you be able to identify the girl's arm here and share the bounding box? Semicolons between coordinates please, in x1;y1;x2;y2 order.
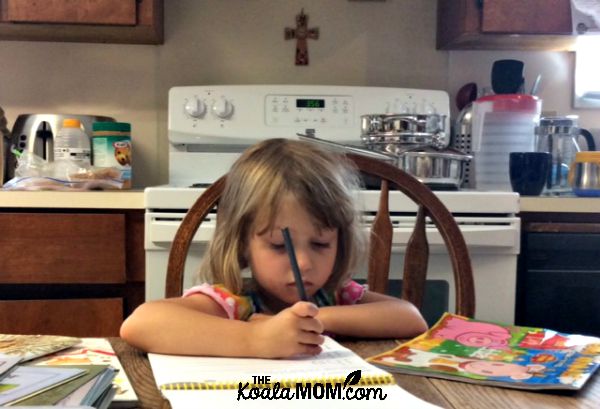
317;291;428;338
119;296;324;358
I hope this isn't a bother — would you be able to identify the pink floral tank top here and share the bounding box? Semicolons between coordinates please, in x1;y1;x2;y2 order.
183;280;366;321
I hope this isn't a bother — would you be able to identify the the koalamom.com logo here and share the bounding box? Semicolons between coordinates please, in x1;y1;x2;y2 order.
237;370;388;401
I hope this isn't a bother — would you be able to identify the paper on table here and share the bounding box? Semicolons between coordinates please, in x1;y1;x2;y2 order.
161;386;441;409
149;336;441;409
0;366;85;406
31;338;137;407
0;334;80;363
149;336;394;388
0;354;21;379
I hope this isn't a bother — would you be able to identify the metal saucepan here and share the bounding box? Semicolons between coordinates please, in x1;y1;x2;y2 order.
400;147;471;189
298;134;472;189
360;113;449;151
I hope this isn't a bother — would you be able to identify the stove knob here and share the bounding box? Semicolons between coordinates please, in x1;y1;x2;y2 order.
212;98;234;119
184;97;206;118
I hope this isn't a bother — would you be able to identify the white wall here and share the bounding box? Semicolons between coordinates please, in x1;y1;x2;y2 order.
1;0;598;187
154;0;448;185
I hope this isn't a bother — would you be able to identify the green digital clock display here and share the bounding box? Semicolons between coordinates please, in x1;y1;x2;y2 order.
296;99;325;109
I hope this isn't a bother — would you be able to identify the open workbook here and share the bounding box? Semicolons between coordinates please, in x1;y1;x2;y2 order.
368;313;600;391
148;336;441;408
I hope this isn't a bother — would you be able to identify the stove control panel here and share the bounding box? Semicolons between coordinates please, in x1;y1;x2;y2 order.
169;85;450;145
265;94;354;128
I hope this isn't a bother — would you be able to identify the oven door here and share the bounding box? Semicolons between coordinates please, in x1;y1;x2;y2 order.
145;211;520;324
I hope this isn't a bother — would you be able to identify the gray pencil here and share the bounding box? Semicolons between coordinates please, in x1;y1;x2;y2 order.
281;227;308;301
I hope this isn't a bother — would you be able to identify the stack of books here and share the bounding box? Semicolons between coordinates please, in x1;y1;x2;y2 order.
0;334;137;408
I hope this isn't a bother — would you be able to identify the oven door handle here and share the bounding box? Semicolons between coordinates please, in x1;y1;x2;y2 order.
387;225;519;252
146;213;216;246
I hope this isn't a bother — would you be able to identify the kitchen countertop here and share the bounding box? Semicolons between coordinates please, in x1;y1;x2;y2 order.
1;190;598;213
519;195;600;213
0;190;144;209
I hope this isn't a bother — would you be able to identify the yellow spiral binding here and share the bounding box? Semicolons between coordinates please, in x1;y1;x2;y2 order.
160;374;395;390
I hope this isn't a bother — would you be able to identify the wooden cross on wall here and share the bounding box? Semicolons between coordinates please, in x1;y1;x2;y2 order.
285;9;319;66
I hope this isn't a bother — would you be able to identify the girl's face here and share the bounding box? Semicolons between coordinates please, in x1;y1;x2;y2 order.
247;194;338;308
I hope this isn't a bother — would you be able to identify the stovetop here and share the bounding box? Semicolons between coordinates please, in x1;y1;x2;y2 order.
167;85;453;188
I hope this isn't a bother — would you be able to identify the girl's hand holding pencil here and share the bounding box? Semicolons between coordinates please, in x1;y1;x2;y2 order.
248;301;325;358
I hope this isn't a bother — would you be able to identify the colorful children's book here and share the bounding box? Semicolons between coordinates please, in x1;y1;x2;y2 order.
0;335;80;362
368;313;600;391
31;338;138;408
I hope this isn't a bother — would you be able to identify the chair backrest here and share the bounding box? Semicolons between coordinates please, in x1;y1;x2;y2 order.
165;153;475;317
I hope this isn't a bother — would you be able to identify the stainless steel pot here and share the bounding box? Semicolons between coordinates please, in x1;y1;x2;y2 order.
298;134;471;189
400;147;471;188
360;113;448;151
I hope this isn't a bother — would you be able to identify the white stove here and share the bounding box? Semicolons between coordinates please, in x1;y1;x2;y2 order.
145;85;520;325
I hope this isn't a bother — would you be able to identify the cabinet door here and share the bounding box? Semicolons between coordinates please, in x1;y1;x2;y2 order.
481;0;572;34
6;0;136;25
0;213;126;284
0;298;123;336
0;0;163;44
437;0;575;50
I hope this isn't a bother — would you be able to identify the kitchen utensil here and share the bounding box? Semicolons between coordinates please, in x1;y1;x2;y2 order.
298;133;471;189
535;116;596;194
298;132;399;164
360;113;448;151
509;152;551;196
7;113;115;180
530;74;542;95
569;151;600;196
1;106;9;184
491;59;524;94
399;146;472;190
455;83;478;111
452;102;474;188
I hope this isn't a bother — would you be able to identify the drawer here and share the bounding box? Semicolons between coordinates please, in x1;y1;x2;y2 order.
0;213;126;284
0;298;123;337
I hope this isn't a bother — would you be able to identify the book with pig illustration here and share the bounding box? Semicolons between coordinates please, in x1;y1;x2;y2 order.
367;313;600;390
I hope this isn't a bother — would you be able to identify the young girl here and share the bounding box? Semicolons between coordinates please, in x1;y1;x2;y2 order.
120;138;427;358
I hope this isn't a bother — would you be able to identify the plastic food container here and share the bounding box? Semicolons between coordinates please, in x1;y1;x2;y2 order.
569;151;600;197
92;122;132;189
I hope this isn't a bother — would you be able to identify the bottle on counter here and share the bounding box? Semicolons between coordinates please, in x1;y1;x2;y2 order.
53;118;91;180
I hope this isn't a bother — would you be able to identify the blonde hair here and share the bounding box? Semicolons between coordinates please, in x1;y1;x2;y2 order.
198;138;366;294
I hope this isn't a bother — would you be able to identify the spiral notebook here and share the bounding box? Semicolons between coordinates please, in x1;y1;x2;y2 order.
148;336;441;408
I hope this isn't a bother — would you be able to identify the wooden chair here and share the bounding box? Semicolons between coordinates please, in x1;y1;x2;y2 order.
165;153;475;317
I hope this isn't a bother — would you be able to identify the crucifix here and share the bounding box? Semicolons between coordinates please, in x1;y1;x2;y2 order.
285;9;319;66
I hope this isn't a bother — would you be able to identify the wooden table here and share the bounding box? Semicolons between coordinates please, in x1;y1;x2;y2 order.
110;338;600;409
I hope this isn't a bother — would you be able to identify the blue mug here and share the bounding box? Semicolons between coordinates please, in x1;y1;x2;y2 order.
509;152;551;196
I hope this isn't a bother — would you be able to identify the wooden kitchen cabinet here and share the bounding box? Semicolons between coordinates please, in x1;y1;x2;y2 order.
0;0;163;44
437;0;575;50
0;209;145;337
